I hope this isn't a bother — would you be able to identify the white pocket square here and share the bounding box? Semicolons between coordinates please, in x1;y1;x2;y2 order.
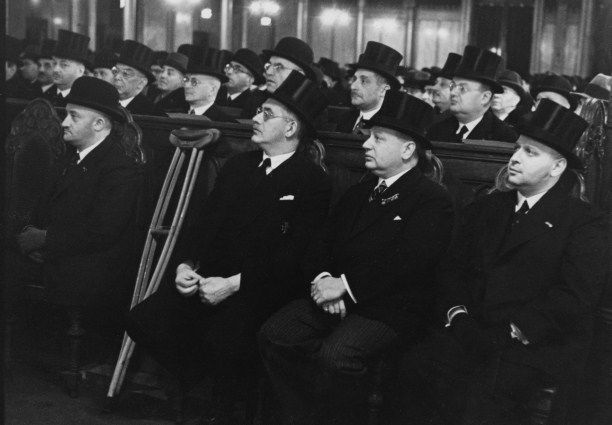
393;216;402;221
279;195;295;201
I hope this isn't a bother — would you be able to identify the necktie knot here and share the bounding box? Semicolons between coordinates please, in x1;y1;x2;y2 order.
456;125;468;141
369;181;388;203
353;117;365;134
512;201;530;226
189;109;195;115
259;157;271;175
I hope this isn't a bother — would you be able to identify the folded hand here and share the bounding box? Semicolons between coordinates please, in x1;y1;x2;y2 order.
311;276;346;305
322;299;347;318
198;276;237;305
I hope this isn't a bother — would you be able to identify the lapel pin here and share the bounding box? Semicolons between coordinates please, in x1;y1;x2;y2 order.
544;221;553;228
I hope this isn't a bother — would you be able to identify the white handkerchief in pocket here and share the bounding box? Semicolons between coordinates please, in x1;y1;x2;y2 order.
279;195;295;201
393;215;402;221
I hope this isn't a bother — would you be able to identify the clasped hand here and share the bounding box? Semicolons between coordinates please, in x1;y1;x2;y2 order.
175;267;238;305
311;276;347;318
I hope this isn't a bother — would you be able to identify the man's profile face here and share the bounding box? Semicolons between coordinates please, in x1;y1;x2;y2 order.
449;78;490;116
62;104;99;146
94;67;114;83
491;85;521;112
52;57;84;88
150;64;163;86
265;56;303;93
362;126;412;178
157;65;184;92
37;58;54;85
251;99;293;146
507;136;563;190
5;61;17;81
350;69;388;111
20;58;39;82
225;61;253;93
112;63;147;99
183;74;219;104
432;76;452;111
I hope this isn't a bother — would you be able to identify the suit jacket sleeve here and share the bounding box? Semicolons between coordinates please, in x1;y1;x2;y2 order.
44;160;142;258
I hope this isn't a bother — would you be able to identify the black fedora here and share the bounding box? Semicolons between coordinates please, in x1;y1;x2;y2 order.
356;41;403;89
40;39;57;60
453;45;503;93
6;36;23;63
317;57;342;81
231;48;265;85
516;98;587;169
186;47;230;83
497;69;525;97
54;29;90;64
64;76;125;122
263;37;316;81
268;70;330;136
116;40;155;84
438;53;462;80
572;73;611;101
94;49;118;70
531;74;574;107
365;90;434;149
162;52;188;74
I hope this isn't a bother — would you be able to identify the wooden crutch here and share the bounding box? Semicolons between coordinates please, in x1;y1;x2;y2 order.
106;128;220;403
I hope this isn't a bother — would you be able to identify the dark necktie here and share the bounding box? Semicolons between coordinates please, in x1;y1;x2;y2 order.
369;181;387;203
456;125;468;142
189;109;195;115
353;117;365;134
259;157;271;176
511;201;530;227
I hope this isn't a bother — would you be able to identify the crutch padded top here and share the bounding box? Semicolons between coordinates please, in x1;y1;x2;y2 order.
169;128;221;149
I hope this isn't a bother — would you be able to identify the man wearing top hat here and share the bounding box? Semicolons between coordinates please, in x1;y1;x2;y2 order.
317;57;350;106
43;29;90;107
36;39;57;95
491;69;534;127
572;73;611;102
216;48;267;118
429;53;462;125
126;71;331;424
93;49;118;84
332;41;403;134
5;36;31;98
181;47;234;122
15;76;143;315
531;74;576;111
112;40;167;117
427;45;518;144
403;99;607;424
263;36;317;94
259;91;454;425
153;50;190;113
19;43;44;99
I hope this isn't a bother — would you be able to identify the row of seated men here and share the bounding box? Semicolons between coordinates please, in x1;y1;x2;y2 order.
6;30;610;143
6;35;609;425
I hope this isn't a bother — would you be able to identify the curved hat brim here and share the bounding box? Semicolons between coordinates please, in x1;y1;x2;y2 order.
355;64;400;89
454;72;504;94
365;116;432;149
262;49;317;82
65;97;126;122
516;123;582;170
267;91;318;137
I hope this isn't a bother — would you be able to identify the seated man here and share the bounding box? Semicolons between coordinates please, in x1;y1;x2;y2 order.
430;52;462;124
92;49;117;83
427;45;518;144
19;43;43;99
492;69;533;127
15;75;143;318
5;35;28;98
316;57;350;106
126;71;331;424
43;29;90;106
36;39;57;95
112;40;166;116
153;51;189;112
258;91;454;425
263;36;317;93
182;47;234;122
532;74;576;110
405;99;607;425
217;48;266;118
333;41;402;133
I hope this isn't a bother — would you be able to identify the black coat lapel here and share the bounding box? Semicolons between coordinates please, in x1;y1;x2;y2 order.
480;191;516;264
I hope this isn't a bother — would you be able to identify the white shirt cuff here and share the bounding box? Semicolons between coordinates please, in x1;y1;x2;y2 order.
340;274;357;304
510;323;530;345
445;305;468;327
313;272;332;282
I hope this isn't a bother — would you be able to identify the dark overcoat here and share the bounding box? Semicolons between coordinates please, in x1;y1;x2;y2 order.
125;93;167;117
426;109;518;143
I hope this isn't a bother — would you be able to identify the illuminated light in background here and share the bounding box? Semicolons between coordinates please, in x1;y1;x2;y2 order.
320;8;351;26
176;12;192;24
201;8;212;19
119;0;126;8
489;47;502;55
260;16;272;26
53;17;63;26
31;0;41;6
437;28;449;38
373;18;397;31
165;0;182;5
250;1;280;16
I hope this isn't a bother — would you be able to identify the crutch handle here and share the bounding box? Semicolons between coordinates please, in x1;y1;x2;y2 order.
170;128;221;149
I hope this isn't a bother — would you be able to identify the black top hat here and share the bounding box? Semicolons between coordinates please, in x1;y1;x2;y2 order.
94;49;118;70
438;53;462;80
54;29;90;64
152;51;168;67
516;98;587;169
497;69;525;97
20;43;42;61
186;47;229;83
116;40;155;84
85;49;96;72
403;70;433;90
64;76;125;122
356;41;403;89
268;70;330;136
230;48;265;85
531;74;573;106
177;44;194;58
317;57;341;81
6;36;23;64
40;39;57;59
453;46;503;93
162;52;188;74
263;37;316;82
365;90;434;149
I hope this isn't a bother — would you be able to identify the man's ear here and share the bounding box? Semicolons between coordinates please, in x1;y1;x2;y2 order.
92;115;108;132
284;120;298;138
550;157;568;177
401;141;416;161
481;90;492;105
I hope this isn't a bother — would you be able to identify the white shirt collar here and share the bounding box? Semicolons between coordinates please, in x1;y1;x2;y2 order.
376;168;411;189
189;101;215;116
228;91;242;100
355;104;383;127
41;83;53;93
516;190;547;211
119;96;135;107
77;138;106;163
456;114;485;138
496;111;511;121
59;88;71;98
258;151;296;175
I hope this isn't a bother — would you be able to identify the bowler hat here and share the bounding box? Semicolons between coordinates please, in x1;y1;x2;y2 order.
365;90;434;149
317;57;341;81
54;29;90;64
438;53;462;80
177;44;194;58
116;40;155;84
356;41;403;89
64;76;125;122
231;48;265;85
572;73;611;102
403;70;433;90
263;37;316;81
162;52;188;74
516;98;587;169
93;49;118;70
497;69;525;98
6;36;23;64
453;46;503;93
186;47;230;83
531;74;574;107
268;70;330;136
152;51;168;67
40;39;57;59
